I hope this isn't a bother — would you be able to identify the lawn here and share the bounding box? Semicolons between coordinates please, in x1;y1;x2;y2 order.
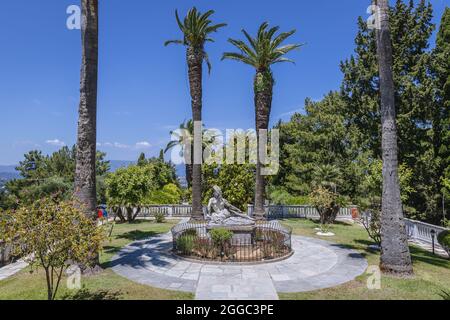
0;219;194;300
1;218;448;300
280;219;450;300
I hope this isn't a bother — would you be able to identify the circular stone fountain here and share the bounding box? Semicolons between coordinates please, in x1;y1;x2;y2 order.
171;186;293;264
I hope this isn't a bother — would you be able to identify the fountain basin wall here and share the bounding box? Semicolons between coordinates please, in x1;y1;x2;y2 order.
171;221;293;264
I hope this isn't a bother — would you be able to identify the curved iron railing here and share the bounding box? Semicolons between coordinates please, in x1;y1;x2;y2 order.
171;221;292;263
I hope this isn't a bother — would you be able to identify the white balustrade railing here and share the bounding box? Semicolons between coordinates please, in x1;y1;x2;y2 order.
404;218;448;246
112;204;356;220
247;204;355;220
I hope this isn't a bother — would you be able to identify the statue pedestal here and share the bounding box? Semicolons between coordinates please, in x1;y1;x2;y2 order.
206;225;256;245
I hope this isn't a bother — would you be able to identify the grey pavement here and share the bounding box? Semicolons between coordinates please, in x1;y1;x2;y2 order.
111;228;368;300
0;259;28;281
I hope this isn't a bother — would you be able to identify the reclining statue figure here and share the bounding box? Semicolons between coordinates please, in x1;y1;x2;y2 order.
206;185;255;226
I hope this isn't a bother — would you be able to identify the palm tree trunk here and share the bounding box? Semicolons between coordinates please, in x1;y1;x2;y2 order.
187;46;203;220
253;70;273;220
74;0;98;219
185;164;193;188
375;0;413;275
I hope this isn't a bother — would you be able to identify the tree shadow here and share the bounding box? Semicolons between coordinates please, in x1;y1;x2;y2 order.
409;246;450;268
61;287;123;300
117;230;160;242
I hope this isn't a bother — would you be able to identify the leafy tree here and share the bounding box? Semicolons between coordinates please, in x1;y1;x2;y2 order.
223;22;301;219
4;147;110;208
0;198;104;300
340;0;440;223
137;152;147;166
272;92;366;199
432;8;450;222
309;186;346;227
145;183;182;205
203;163;255;212
105;165;155;223
146;156;178;190
165;8;227;220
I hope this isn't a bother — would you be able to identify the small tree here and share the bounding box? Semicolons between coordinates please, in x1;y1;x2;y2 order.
0;198;104;300
105;165;155;223
310;186;346;230
360;199;382;247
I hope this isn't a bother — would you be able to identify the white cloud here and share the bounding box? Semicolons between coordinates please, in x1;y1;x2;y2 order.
135;141;151;149
97;141;151;150
46;139;66;147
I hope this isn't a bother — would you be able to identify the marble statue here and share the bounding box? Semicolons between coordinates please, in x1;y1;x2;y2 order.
206;185;255;226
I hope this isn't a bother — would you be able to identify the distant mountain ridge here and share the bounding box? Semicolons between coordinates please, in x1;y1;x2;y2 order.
0;161;186;184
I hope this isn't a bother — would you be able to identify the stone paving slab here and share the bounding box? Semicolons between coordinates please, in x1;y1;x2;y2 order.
111;228;368;300
0;259;28;281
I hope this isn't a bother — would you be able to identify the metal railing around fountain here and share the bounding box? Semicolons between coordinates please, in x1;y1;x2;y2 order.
171;221;293;263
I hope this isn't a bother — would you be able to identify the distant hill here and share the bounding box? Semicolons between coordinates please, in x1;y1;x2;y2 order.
0;166;20;188
0;161;187;187
0;165;18;173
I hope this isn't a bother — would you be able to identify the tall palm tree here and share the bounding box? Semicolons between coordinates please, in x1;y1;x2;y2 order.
165;8;226;220
74;0;98;218
223;22;301;220
375;0;413;275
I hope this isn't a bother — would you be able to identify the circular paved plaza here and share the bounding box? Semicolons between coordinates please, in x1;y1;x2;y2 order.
110;230;367;300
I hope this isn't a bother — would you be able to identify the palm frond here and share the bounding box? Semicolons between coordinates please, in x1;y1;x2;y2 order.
164;39;184;46
272;57;296;65
203;51;212;74
222;22;301;71
222;52;256;67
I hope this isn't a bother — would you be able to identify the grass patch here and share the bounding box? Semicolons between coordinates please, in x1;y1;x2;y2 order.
0;220;194;300
279;219;450;300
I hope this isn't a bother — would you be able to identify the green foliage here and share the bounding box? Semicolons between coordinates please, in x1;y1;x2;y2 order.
3;146;110;209
310;186;346;225
105;165;155;207
359;159;415;215
154;212;166;223
203;163;255;211
145;183;182;205
0;197;105;300
360;207;382;247
270;2;450;224
176;235;195;254
268;187;310;205
437;230;450;257
209;228;233;246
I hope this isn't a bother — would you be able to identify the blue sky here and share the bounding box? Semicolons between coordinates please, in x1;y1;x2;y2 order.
0;0;447;165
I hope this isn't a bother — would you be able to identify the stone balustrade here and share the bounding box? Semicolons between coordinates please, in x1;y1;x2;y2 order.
404;218;448;246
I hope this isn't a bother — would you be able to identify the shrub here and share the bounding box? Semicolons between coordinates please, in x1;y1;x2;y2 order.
209;228;233;257
309;186;346;225
182;229;197;237
154;212;166;223
360;208;381;247
176;236;194;254
210;228;233;246
437;230;450;257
